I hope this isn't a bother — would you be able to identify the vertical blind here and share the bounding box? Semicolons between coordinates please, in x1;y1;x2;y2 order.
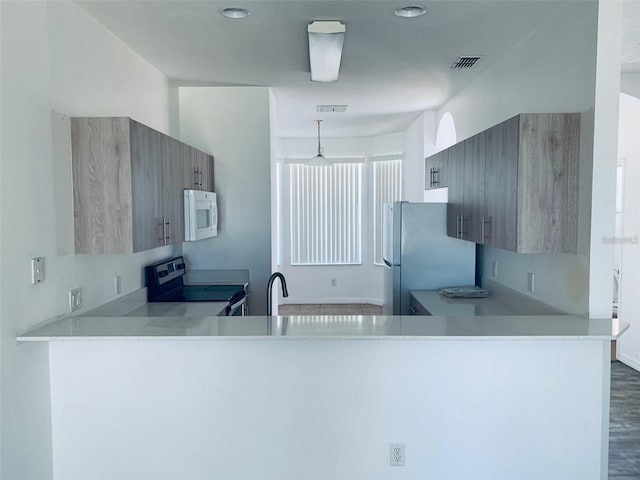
290;163;362;265
373;159;402;265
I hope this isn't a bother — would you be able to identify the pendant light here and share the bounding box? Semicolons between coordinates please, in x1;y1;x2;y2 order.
308;119;332;166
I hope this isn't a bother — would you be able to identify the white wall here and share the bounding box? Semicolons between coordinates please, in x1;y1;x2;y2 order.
278;133;403;304
436;1;601;316
270;91;281;314
403;114;426;202
48;338;610;480
617;93;640;370
179;87;272;314
621;73;640;99
0;2;174;478
589;0;623;319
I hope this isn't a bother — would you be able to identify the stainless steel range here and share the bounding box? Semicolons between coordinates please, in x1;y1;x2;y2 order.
145;256;247;316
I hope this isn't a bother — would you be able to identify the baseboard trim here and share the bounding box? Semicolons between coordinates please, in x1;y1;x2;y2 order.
280;297;383;306
618;353;640;373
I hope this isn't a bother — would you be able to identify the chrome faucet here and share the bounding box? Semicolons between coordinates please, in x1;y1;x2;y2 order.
267;272;288;316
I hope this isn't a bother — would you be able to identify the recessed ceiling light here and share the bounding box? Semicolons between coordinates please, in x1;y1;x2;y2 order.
394;5;427;18
219;7;250;19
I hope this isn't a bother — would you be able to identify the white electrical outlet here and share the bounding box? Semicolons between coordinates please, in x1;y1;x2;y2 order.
527;272;535;292
491;261;498;278
69;287;83;312
390;443;405;467
115;275;122;295
331;279;337;287
31;257;45;284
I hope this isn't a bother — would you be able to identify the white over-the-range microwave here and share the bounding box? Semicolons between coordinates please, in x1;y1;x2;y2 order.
184;189;217;241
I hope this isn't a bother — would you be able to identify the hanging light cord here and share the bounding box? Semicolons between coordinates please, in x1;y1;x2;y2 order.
316;120;324;157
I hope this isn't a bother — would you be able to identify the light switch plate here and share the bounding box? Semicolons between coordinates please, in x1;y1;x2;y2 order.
31;257;45;284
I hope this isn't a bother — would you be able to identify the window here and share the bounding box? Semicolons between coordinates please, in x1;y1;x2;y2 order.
289;163;362;265
372;158;402;265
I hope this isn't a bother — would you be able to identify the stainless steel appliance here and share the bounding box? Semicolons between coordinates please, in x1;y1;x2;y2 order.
146;256;247;316
382;202;475;315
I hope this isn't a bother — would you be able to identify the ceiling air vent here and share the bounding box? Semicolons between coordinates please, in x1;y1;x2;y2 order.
451;56;481;69
317;105;348;113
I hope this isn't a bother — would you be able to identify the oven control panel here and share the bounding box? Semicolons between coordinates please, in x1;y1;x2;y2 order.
146;256;186;287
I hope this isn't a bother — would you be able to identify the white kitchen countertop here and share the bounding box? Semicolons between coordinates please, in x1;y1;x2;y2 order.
17;314;628;342
410;286;564;316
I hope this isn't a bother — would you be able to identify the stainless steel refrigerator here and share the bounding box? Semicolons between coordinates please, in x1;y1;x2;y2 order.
382;202;475;315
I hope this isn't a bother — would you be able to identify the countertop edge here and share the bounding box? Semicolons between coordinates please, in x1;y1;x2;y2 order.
17;334;618;343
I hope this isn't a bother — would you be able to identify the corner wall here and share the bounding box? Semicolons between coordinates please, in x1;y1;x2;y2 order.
179;87;272;314
435;1;600;315
1;2;173;478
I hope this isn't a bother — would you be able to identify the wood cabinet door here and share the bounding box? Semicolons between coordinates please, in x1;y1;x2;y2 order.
485;116;519;251
425;149;448;189
162;136;185;245
516;113;579;253
446;142;465;239
201;154;214;192
462;133;486;243
71;117;134;254
182;146;213;191
183;145;199;190
130;121;164;252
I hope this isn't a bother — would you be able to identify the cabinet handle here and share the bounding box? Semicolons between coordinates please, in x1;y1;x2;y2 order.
483;216;492;240
199;168;203;188
159;219;166;245
433;168;439;186
194;169;199;189
456;214;461;239
165;219;171;244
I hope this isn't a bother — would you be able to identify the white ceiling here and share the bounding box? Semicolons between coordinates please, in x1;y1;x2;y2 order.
78;0;587;138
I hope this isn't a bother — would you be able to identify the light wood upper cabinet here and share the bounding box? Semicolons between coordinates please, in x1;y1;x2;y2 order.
484;116;519;252
72;117;134;254
425;112;580;254
183;146;215;192
130;120;164;252
515;113;580;253
462;132;486;244
425;148;448;189
163;137;185;245
72;117;213;254
446;142;465;239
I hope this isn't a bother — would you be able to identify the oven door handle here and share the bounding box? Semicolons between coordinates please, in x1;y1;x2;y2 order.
228;295;247;314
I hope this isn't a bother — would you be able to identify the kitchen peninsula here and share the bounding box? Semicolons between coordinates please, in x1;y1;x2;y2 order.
19;314;625;480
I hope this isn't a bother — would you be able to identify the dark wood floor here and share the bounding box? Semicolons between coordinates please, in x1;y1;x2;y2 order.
610;361;640;479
